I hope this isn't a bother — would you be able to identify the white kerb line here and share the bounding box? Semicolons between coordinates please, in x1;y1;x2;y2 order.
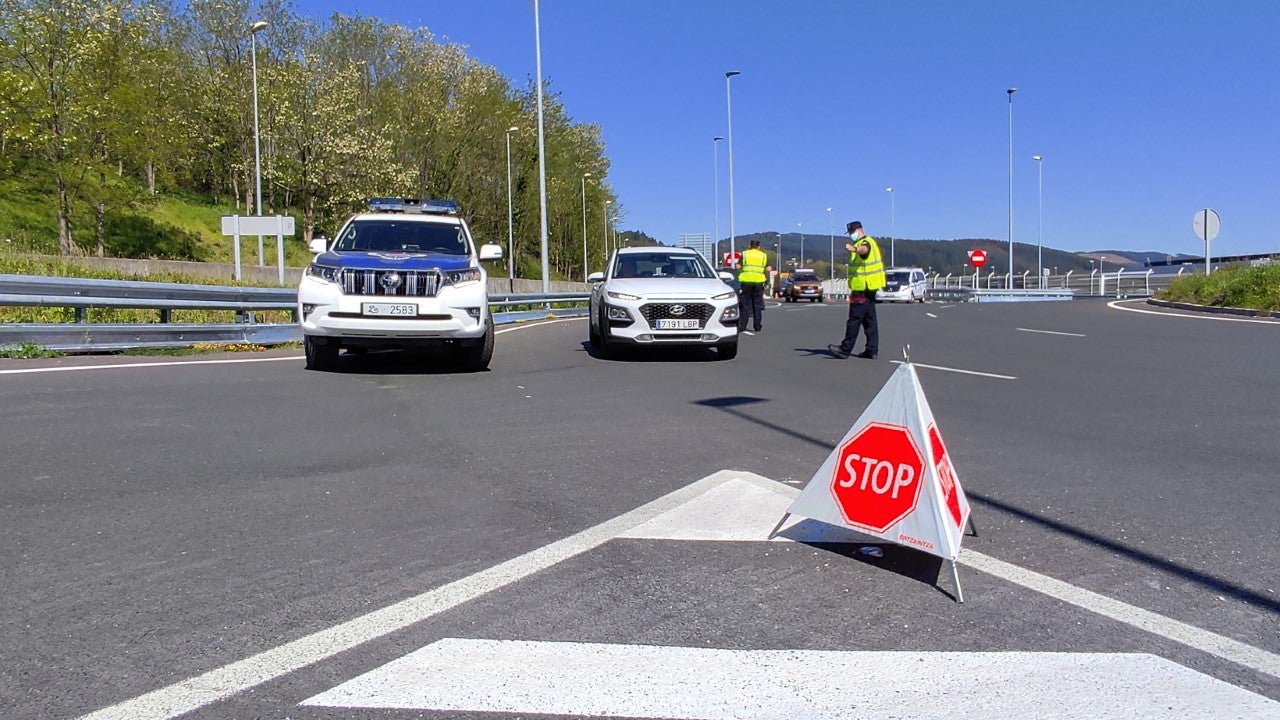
1017;327;1086;337
76;471;738;720
889;360;1017;381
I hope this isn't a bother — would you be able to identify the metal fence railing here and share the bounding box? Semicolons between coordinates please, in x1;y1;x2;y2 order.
0;274;590;352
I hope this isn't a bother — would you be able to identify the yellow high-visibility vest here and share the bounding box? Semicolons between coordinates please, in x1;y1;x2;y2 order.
847;235;886;291
739;247;769;283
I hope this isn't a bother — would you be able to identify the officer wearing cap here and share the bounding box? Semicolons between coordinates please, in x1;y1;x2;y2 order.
829;221;885;359
737;239;771;335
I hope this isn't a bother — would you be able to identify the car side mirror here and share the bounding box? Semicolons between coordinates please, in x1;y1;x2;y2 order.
309;237;328;254
587;272;605;283
718;271;734;281
478;243;503;261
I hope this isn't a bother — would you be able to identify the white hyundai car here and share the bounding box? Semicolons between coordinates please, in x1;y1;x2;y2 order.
587;246;740;360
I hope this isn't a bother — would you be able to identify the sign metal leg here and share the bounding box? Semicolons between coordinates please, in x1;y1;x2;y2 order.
766;513;791;541
965;514;979;537
950;560;965;603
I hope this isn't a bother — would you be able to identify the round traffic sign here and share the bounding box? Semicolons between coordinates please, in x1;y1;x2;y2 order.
968;249;988;268
830;422;925;532
1192;209;1221;243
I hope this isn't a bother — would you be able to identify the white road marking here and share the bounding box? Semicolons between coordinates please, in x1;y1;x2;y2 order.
1;319;576;376
626;474;1280;683
889;360;1017;380
495;317;584;334
303;639;1279;718
1017;327;1087;337
1108;299;1280;324
926;312;938;318
76;471;739;720
77;470;1280;719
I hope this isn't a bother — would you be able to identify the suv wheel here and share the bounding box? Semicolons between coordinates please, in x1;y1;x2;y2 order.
304;336;339;371
588;311;602;347
458;319;494;372
716;339;738;360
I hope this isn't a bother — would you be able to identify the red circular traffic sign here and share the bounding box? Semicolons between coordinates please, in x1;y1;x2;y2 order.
968;249;988;268
830;422;925;532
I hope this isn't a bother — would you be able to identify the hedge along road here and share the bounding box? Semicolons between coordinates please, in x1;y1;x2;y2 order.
0;301;1277;718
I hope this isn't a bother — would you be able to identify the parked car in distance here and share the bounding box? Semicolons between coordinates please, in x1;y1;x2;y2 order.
877;267;928;303
587;246;740;360
780;269;824;302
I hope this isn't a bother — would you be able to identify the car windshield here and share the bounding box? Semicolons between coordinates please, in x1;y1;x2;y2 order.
332;219;469;255
612;253;714;279
886;271;911;282
793;273;819;282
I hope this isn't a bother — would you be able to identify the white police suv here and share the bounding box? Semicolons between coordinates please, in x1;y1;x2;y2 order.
298;198;503;371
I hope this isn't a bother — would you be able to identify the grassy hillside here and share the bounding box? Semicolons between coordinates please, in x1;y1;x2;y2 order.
0;166;313;266
1159;264;1280;312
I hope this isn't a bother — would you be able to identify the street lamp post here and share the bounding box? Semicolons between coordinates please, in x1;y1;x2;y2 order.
725;71;741;259
249;20;268;267
533;0;551;293
1007;87;1017;290
602;199;611;267
885;186;895;267
580;172;591;282
713;136;724;263
1033;154;1043;288
797;223;803;267
506;126;518;279
826;207;834;281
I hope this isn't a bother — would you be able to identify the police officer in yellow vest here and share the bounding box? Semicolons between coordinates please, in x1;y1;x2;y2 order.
829;221;885;359
737;239;771;334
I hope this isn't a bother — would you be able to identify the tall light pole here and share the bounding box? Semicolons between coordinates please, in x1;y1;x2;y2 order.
580;172;592;281
797;222;803;266
826;207;834;281
725;71;741;259
885;186;895;267
602;198;611;267
1007;87;1017;289
1033;155;1043;288
249;20;268;267
506;126;518;279
533;0;551;293
712;136;724;263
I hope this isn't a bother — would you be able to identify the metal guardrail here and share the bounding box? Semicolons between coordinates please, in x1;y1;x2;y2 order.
0;275;591;352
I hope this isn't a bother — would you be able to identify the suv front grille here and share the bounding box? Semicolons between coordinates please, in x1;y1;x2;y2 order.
340;269;442;297
639;302;714;328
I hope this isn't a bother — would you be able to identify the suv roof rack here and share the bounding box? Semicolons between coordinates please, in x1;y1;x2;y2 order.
367;198;459;215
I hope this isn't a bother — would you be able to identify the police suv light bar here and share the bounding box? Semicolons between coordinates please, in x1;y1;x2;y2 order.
367;198;459;215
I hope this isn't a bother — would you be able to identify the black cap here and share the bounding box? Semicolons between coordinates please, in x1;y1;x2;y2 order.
749;239;760;247
847;220;862;231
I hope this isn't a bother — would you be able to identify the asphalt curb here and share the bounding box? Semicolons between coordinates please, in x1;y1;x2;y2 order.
1145;297;1275;318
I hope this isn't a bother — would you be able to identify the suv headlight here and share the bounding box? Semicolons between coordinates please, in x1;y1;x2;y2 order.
442;267;483;286
607;290;640;301
712;291;736;300
305;263;341;283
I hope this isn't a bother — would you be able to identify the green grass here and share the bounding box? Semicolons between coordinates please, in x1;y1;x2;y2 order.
0;341;62;359
1158;264;1280;312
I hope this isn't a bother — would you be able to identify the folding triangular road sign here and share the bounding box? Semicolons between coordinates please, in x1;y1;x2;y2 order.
787;362;971;561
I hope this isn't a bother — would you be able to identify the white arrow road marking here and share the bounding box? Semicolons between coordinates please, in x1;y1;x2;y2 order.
302;639;1279;719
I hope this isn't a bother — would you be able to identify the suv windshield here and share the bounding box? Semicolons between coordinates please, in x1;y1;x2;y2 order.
333;219;469;255
613;253;714;279
885;271;911;282
792;273;819;283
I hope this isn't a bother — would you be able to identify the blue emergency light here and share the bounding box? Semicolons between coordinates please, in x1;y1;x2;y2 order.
367;198;459;215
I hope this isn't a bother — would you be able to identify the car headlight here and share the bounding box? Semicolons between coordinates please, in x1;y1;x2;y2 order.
305;263;341;283
607;290;640;301
442;267;483;286
712;291;736;300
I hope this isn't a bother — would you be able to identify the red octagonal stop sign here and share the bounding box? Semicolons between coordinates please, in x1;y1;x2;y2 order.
968;249;987;268
830;422;926;533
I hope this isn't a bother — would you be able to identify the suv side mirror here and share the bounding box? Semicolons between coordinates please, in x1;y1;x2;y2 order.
309;237;328;254
718;271;734;281
478;244;503;261
587;272;605;283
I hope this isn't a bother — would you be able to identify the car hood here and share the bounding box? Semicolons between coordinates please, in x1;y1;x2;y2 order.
605;277;735;298
313;251;472;271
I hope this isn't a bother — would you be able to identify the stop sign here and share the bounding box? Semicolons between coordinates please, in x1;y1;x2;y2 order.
830;422;926;532
968;249;987;268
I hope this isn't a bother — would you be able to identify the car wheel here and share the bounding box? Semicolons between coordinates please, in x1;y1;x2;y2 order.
716;340;738;360
588;310;601;347
304;336;339;371
458;319;494;372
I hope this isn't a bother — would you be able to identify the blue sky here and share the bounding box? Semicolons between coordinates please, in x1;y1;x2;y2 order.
293;0;1278;258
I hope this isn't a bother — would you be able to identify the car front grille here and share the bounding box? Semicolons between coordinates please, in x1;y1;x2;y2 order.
340;269;442;297
639;302;714;328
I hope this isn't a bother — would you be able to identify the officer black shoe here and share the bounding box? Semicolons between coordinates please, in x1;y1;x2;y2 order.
828;344;851;359
856;350;878;359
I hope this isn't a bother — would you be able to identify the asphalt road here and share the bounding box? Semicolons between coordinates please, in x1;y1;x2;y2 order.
1;297;1277;719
